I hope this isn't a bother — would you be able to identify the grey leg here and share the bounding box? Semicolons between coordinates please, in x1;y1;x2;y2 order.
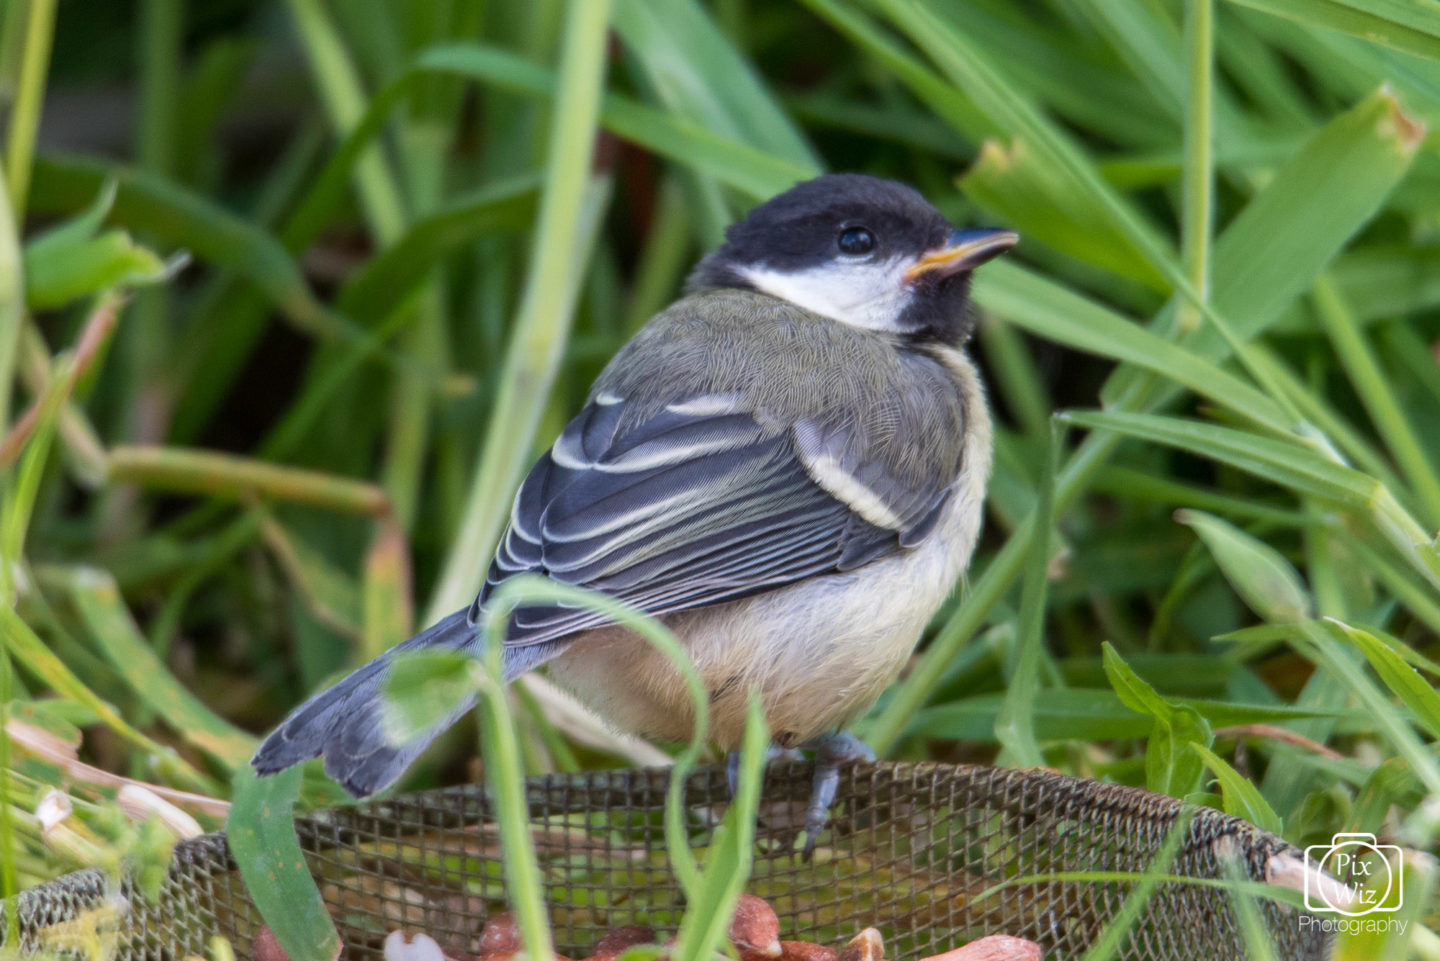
801;731;875;858
726;749;744;798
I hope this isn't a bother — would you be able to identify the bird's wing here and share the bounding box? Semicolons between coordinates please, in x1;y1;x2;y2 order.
472;392;959;646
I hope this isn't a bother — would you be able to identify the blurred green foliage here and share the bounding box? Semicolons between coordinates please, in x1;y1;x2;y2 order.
2;0;1440;956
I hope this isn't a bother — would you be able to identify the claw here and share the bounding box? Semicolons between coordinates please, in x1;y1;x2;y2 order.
726;744;804;799
800;731;874;859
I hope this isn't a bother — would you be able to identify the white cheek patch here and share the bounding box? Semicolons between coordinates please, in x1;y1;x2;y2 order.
736;258;915;332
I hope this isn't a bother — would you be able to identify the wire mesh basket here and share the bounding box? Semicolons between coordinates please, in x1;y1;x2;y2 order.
8;761;1331;961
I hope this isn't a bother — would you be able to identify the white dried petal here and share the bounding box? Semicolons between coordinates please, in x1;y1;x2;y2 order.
36;789;73;834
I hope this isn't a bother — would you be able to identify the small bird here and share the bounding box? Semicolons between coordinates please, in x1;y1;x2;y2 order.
252;173;1016;848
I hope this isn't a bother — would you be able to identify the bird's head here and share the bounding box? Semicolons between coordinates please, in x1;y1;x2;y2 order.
686;173;1017;344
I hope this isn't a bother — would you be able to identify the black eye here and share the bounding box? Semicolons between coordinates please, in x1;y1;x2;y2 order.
837;226;876;256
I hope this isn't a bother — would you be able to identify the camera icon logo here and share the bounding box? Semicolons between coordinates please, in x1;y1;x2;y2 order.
1304;832;1403;915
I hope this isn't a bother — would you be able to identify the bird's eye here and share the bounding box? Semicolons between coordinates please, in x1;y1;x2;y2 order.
837;226;876;256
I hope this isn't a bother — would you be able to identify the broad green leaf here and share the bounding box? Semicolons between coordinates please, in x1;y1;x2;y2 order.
1328;618;1440;741
1103;641;1174;720
1326;245;1440;324
1192;743;1284;834
1200;87;1423;344
963;139;1167;289
1228;0;1440;63
1102;643;1212;796
65;568;258;768
24;181;171;309
228;766;339;961
382;650;475;744
1178;510;1313;623
23;179;117;253
34;234;168;308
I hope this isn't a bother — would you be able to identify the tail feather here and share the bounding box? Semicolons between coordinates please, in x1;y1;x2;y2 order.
251;609;484;797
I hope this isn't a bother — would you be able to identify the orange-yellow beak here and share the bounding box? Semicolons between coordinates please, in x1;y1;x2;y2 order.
904;228;1019;283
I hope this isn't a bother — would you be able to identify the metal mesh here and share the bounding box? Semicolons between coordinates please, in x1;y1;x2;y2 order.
8;762;1331;961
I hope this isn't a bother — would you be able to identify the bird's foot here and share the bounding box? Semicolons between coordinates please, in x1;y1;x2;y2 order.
800;731;874;860
725;744;802;797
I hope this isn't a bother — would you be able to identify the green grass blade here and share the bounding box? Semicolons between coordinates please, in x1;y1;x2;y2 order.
0;607;215;794
1064;409;1440;588
228;766;340;961
994;424;1056;769
1312;275;1440;527
975;261;1288;431
1327;618;1440;741
612;0;819;168
1219;854;1281;961
64;568;258;767
1105;86;1424;402
1227;0;1440;62
911;689;1339;742
1303;621;1440;793
336;177;539;323
285;0;407;244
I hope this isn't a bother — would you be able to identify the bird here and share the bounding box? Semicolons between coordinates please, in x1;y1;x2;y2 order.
251;173;1017;851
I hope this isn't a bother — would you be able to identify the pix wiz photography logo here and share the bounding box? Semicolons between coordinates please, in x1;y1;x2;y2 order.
1304;832;1402;917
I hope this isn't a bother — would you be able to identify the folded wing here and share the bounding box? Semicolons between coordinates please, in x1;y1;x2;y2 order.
474;393;956;646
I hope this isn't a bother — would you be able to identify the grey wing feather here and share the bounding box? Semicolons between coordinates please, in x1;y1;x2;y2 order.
473;396;954;646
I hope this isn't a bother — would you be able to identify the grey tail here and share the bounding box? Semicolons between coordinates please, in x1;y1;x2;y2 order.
250;609;486;798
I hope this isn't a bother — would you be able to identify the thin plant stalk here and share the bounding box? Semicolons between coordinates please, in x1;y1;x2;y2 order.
427;0;614;623
2;0;57;222
0;161;21;451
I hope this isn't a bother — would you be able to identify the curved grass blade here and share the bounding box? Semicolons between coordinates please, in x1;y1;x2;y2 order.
1228;0;1440;63
63;567;258;768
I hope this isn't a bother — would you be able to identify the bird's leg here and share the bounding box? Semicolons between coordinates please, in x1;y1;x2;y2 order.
801;731;875;858
725;744;802;797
